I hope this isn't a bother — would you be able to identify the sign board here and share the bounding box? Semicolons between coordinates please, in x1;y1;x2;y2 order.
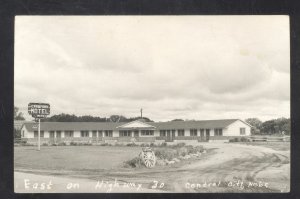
28;102;50;151
28;103;50;119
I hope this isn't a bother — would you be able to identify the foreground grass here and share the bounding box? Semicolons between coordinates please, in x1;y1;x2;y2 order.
14;146;141;171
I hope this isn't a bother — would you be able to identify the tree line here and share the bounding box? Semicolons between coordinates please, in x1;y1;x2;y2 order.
245;117;290;135
41;113;153;123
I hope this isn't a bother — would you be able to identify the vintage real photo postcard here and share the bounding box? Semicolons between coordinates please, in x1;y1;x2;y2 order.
14;16;290;193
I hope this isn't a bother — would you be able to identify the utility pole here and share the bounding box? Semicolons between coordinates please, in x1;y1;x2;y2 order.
140;108;143;118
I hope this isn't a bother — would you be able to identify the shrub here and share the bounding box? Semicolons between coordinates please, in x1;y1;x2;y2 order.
177;147;188;156
42;143;48;146
70;141;78;146
100;143;109;146
229;137;239;142
160;142;167;147
194;145;204;153
140;143;150;147
174;142;186;148
22;143;34;146
229;137;249;142
240;137;250;142
127;143;138;147
154;148;177;160
14;139;27;144
58;142;66;146
123;157;143;168
184;145;198;154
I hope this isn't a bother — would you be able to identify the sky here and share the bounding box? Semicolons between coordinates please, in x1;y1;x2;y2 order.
14;16;290;122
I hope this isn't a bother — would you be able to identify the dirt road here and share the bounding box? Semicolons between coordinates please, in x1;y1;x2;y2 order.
15;143;290;193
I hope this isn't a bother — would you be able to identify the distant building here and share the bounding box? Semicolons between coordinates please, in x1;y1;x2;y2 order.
20;119;251;145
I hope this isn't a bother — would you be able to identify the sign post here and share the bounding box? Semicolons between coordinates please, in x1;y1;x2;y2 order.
28;103;50;151
38;119;41;150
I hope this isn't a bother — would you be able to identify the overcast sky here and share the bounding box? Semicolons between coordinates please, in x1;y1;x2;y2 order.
15;16;290;122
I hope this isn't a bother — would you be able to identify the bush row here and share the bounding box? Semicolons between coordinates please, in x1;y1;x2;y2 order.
228;137;250;142
154;145;204;160
123;143;205;168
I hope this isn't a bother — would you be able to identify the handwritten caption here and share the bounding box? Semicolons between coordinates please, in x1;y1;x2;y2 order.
22;178;270;192
185;180;269;190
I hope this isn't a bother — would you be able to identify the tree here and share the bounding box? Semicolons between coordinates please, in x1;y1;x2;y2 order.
14;106;25;139
14;128;21;138
260;117;290;135
282;119;291;135
261;120;276;134
245;118;262;134
171;119;184;122
109;115;121;122
14;106;25;120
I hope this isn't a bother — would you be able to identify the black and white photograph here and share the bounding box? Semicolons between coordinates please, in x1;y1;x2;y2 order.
14;16;290;193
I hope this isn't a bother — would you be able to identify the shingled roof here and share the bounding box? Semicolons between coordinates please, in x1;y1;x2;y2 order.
22;119;247;132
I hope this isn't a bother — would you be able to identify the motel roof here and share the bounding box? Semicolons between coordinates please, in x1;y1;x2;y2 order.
22;119;250;132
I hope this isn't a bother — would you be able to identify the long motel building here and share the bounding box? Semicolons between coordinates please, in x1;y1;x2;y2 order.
20;119;251;144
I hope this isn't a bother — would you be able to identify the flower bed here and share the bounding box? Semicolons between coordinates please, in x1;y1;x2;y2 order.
123;143;206;168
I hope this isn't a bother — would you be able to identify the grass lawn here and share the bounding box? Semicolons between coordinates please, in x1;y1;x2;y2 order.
14;146;141;171
238;142;290;151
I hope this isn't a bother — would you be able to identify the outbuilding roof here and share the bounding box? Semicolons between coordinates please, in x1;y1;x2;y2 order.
21;119;248;132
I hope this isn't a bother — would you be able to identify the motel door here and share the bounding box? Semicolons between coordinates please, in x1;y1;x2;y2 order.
205;129;210;141
49;131;55;143
200;129;205;141
56;131;61;142
166;130;174;142
134;130;139;137
92;131;97;142
172;130;175;141
98;131;103;141
166;130;170;141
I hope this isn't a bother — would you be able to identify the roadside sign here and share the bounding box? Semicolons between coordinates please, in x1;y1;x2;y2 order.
28;103;50;118
28;103;50;151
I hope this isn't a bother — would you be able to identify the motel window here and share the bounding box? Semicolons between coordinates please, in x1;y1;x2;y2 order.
119;130;132;137
160;130;166;137
92;130;97;137
190;129;197;136
65;131;74;137
80;131;89;137
105;130;113;137
141;130;154;136
214;129;223;136
178;129;185;136
206;129;210;134
240;128;246;135
34;131;44;138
